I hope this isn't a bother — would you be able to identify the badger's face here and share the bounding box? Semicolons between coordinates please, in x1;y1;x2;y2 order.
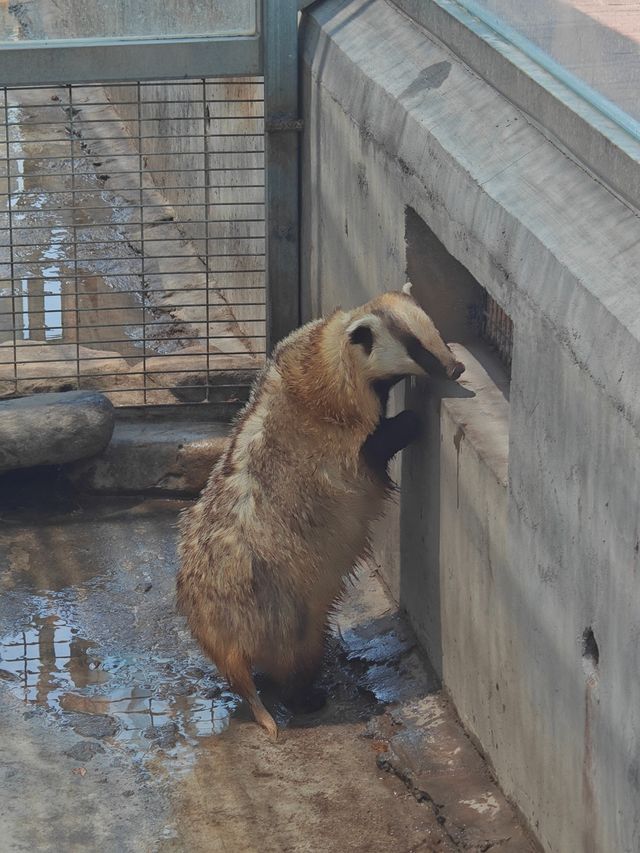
345;287;465;384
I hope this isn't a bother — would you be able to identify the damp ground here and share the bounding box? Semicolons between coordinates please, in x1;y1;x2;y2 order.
0;470;452;852
0;470;536;852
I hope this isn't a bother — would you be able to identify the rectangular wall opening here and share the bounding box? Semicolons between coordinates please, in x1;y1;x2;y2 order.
405;206;512;390
399;207;511;677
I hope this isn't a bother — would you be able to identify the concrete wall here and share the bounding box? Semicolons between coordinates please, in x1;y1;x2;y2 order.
301;2;640;852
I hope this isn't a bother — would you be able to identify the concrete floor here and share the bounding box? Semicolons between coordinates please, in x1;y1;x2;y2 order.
0;471;536;852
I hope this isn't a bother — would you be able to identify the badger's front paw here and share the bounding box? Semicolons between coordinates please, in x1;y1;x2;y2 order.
392;409;422;446
362;409;422;470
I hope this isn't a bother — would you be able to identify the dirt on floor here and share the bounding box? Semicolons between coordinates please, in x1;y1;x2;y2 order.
0;471;537;852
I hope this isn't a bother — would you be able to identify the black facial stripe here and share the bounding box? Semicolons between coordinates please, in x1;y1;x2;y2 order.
372;309;449;378
405;336;448;377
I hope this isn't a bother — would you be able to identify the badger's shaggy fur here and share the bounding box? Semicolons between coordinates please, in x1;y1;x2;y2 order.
177;286;464;738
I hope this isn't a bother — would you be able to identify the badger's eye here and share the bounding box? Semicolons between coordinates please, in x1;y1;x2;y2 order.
349;324;373;355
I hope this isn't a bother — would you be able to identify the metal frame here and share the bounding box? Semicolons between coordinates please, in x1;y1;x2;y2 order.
263;0;300;352
0;37;263;87
0;0;302;364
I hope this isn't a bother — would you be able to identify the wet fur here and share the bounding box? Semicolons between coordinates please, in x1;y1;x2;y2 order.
177;289;462;738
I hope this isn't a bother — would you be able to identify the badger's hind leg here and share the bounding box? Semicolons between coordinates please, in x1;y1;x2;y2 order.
221;649;279;742
284;677;327;715
281;622;328;715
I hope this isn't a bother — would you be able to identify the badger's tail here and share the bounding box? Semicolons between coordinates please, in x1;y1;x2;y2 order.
221;649;279;742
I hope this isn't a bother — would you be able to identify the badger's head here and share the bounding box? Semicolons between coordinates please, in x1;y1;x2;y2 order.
345;284;465;387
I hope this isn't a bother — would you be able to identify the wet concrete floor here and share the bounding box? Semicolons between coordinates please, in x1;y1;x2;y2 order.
0;470;457;852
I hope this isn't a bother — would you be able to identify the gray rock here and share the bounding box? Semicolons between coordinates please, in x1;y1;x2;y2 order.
64;740;105;761
66;713;120;739
0;391;115;473
143;721;179;749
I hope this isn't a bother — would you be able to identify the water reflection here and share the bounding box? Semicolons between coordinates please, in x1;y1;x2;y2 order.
0;613;107;703
0;604;238;751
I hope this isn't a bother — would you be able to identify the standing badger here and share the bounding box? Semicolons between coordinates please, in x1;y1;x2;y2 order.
177;285;464;739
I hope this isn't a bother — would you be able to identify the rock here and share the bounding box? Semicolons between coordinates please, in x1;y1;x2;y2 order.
0;391;115;473
22;708;45;719
64;741;105;762
68;713;120;739
0;340;140;400
143;721;179;749
0;669;20;682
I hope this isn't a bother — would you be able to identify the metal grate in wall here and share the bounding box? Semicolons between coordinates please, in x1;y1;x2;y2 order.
482;293;513;376
0;78;265;406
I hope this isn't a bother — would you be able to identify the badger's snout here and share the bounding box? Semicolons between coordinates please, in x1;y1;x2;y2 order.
410;340;465;382
447;361;465;381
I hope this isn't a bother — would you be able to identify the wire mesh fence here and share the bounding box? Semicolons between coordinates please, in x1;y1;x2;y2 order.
482;293;513;376
0;78;265;406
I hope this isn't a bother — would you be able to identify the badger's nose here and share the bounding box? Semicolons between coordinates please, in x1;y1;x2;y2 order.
447;361;465;381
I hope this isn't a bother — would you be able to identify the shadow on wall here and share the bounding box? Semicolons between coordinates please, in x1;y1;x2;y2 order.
405;207;485;345
399;207;501;677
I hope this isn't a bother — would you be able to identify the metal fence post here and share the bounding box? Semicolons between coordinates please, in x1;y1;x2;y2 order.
263;0;301;353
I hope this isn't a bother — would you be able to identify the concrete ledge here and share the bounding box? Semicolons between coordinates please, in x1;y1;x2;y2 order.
67;418;228;495
375;693;538;852
392;0;640;212
398;344;509;678
443;343;509;488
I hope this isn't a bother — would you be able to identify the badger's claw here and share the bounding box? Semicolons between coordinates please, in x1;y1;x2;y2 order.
256;709;279;742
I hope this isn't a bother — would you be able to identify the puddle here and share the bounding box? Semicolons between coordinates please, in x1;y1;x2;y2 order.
0;613;109;701
0;495;421;767
0;594;409;752
0;599;240;756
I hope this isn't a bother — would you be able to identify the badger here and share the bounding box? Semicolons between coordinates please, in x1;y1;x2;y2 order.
177;285;464;739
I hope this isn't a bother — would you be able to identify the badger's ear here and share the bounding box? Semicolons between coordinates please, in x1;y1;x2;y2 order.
346;314;379;356
402;281;413;295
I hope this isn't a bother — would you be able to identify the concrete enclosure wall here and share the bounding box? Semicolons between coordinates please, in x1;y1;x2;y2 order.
301;2;640;852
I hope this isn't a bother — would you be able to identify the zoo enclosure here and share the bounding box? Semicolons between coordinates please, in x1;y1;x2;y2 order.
0;0;302;406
